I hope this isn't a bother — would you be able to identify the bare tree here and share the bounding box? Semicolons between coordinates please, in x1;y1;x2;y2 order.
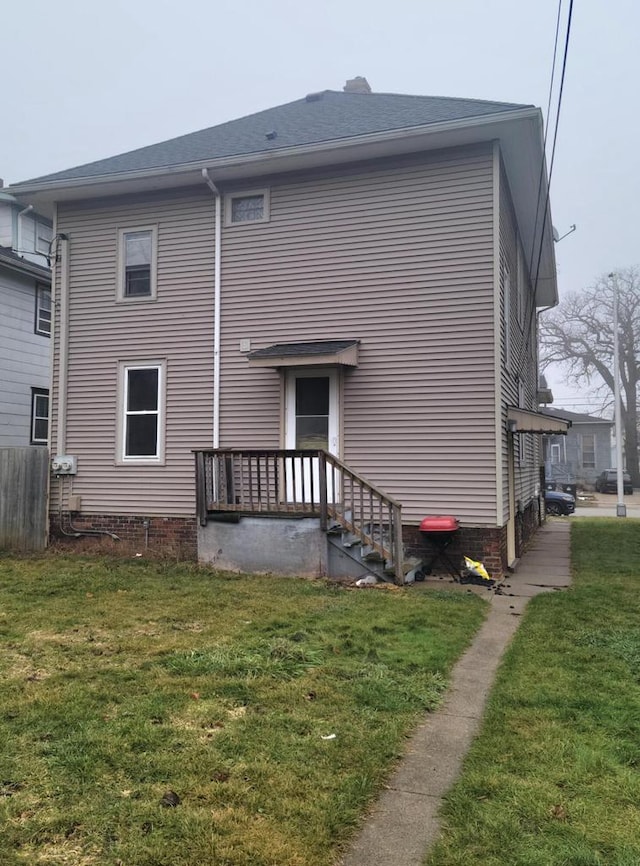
539;266;640;485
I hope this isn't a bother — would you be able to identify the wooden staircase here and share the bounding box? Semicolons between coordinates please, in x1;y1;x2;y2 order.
194;449;404;584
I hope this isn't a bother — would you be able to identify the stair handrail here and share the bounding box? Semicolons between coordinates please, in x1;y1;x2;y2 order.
320;451;403;585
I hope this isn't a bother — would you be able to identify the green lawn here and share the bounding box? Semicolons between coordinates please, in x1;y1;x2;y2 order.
0;555;486;866
425;519;640;866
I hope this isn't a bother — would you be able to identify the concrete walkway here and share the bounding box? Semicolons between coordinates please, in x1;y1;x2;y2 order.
340;520;571;866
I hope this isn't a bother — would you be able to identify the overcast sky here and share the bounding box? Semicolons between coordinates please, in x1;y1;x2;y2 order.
3;0;637;411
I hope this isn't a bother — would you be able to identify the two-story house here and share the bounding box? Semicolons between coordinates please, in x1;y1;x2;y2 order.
8;78;569;578
0;186;52;446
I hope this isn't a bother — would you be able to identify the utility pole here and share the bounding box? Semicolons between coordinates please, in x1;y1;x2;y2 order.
611;273;627;517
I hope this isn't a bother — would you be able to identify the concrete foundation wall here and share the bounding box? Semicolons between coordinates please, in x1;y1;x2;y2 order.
198;516;328;577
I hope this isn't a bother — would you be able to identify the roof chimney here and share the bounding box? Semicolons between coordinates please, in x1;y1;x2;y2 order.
343;76;372;94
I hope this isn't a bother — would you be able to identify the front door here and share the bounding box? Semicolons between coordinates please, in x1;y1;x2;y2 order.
285;369;339;503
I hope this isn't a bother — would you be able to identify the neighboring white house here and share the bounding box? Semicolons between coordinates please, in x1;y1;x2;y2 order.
0;186;52;446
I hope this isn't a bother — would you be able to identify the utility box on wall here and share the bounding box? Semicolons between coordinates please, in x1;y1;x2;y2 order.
51;455;77;475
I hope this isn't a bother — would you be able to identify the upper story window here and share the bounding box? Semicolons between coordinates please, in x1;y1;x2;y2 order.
503;263;512;368
117;226;157;301
31;388;49;444
35;284;51;336
516;244;525;327
119;361;165;462
225;189;270;226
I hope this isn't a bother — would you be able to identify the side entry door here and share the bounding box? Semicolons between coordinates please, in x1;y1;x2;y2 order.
285;369;339;503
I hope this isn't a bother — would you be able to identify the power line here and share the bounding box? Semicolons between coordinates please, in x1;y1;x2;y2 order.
527;0;563;273
518;0;574;375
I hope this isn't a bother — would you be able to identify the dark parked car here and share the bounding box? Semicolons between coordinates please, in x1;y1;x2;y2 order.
595;470;633;495
544;488;575;516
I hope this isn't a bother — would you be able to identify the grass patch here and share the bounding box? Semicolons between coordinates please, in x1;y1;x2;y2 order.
0;554;485;866
425;519;640;866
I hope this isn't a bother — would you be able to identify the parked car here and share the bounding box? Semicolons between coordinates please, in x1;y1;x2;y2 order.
594;470;633;495
544;489;576;516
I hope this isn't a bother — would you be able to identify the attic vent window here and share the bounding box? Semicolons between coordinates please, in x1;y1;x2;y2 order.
226;189;271;226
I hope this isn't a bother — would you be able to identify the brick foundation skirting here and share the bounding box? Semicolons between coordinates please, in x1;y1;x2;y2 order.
403;497;543;580
49;500;544;577
50;513;198;560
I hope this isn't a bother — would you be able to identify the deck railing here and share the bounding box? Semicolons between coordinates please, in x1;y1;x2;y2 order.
194;449;404;584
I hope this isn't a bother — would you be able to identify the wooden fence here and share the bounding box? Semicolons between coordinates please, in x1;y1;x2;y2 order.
0;447;49;551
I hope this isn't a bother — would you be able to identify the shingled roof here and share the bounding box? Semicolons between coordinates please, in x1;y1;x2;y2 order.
541;407;613;425
21;89;531;185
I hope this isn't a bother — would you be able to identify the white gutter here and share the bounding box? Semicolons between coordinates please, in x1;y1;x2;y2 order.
7;108;540;196
202;169;222;448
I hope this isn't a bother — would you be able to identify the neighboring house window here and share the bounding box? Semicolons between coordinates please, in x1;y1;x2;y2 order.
117;227;157;301
35;284;51;336
119;362;165;462
551;443;561;464
581;433;596;469
225;189;270;225
31;388;49;444
36;224;51;255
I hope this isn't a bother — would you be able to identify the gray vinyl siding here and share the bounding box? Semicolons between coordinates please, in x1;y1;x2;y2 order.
498;159;541;522
52;189;216;516
546;422;612;487
219;145;498;525
0;267;50;446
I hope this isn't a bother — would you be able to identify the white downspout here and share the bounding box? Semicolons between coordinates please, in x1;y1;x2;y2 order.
202;169;222;448
57;234;70;455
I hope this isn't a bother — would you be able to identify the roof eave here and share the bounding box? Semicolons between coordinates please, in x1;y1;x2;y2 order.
7;106;556;303
0;252;51;281
8;107;540;197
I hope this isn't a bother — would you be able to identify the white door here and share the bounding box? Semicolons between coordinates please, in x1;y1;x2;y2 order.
285;369;339;503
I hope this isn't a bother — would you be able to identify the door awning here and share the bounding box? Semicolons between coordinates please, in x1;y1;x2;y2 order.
247;339;359;368
507;407;571;435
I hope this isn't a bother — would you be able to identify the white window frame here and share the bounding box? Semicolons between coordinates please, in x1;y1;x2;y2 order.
503;263;512;369
516;242;526;328
116;226;158;302
35;284;51;336
31;387;49;444
581;432;596;469
36;220;52;255
117;360;166;464
225;189;271;226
